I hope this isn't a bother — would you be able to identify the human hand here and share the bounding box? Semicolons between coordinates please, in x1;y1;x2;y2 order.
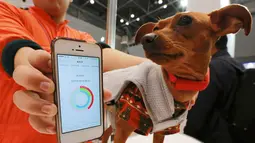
12;49;112;134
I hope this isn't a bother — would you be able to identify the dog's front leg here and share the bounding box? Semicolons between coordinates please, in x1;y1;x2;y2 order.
101;126;113;143
153;133;165;143
114;118;136;143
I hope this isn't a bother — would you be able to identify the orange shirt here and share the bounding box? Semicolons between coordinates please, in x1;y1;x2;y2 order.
0;2;96;143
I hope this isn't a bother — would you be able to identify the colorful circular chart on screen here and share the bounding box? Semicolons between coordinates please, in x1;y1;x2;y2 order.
70;86;94;110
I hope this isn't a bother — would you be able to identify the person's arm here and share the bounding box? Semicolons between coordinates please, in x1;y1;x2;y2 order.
0;2;36;78
102;48;147;72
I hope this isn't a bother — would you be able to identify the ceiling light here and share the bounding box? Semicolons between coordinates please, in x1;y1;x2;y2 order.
136;17;140;21
90;0;95;4
120;19;124;23
125;22;129;25
100;37;105;42
163;4;167;9
130;14;135;18
180;0;188;8
158;0;163;4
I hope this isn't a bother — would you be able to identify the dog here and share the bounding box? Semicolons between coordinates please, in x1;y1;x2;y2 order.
101;4;252;143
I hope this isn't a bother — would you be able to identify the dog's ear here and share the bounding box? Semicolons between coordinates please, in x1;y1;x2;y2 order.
135;22;156;44
209;4;252;36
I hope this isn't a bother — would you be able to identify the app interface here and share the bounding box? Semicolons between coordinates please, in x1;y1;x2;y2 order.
57;54;101;133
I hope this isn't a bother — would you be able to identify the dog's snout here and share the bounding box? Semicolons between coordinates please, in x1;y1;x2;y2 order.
141;33;158;45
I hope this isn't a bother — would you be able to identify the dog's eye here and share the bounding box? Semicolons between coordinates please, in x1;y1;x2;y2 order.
177;16;193;26
153;27;160;31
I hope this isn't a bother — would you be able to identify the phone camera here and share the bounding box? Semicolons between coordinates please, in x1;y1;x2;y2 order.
72;49;74;51
79;45;81;48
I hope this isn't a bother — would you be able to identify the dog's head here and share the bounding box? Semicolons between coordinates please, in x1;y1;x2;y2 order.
135;4;252;80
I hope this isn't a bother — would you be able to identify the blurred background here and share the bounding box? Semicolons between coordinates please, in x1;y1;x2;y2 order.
69;0;255;66
5;0;255;67
71;0;254;68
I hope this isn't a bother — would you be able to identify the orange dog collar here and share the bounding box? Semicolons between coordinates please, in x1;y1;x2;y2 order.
168;69;210;91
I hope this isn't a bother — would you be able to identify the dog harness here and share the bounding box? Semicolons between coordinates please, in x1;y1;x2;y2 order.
115;82;189;135
104;60;190;134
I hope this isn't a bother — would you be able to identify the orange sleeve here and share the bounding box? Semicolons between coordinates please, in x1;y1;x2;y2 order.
0;1;34;79
79;31;96;43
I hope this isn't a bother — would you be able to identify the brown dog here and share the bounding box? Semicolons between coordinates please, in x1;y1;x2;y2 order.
102;4;252;143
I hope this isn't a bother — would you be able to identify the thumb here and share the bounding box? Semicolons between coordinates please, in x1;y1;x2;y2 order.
103;88;112;102
28;50;52;73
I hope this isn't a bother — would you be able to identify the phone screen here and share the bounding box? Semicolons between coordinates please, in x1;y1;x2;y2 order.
57;54;101;134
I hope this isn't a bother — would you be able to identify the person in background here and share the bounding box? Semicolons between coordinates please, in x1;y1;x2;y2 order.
184;35;245;143
0;1;146;143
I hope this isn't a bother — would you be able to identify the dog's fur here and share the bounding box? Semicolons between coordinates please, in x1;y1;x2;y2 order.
102;4;252;143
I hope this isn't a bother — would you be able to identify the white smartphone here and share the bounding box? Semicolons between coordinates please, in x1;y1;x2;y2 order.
51;38;104;143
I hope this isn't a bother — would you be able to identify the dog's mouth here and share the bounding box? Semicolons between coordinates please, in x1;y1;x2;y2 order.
148;52;184;60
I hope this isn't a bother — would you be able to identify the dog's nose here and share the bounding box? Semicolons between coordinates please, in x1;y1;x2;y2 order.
141;33;158;45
